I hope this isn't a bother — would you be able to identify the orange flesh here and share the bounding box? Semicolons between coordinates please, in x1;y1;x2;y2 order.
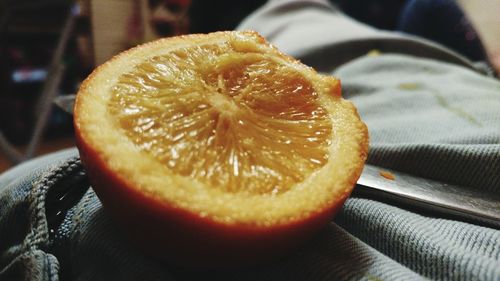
107;42;332;195
380;171;396;181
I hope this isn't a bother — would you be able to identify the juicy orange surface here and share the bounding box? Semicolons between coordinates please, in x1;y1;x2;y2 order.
108;42;332;195
74;31;369;267
75;31;368;227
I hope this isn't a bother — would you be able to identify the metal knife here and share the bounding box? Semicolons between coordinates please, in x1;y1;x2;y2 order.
54;95;500;229
354;164;500;229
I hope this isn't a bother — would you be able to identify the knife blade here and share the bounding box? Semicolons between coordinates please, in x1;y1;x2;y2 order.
53;95;500;229
354;164;500;229
54;94;76;115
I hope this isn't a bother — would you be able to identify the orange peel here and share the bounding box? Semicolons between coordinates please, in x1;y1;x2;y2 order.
74;31;368;267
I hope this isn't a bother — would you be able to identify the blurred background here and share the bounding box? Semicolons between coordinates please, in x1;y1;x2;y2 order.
0;0;499;172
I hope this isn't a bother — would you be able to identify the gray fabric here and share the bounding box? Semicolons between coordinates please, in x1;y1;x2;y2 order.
2;0;500;280
237;0;494;77
0;154;423;281
296;37;485;76
237;0;394;56
334;54;500;193
1;59;499;281
337;199;500;281
331;56;500;281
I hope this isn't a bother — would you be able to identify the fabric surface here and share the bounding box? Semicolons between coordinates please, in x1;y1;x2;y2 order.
1;0;500;280
334;54;500;194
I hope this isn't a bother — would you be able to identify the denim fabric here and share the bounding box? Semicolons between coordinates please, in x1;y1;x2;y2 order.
0;150;79;281
1;53;500;280
0;152;422;281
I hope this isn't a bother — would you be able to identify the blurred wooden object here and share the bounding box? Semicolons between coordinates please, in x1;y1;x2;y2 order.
140;0;157;42
90;0;190;65
77;0;91;17
90;0;135;65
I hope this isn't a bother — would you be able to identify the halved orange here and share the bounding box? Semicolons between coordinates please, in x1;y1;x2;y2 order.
74;31;368;268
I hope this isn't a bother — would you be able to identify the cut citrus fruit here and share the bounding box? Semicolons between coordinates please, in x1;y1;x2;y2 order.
74;31;368;268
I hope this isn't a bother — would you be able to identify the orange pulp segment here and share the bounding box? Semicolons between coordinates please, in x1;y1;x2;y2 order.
108;42;332;196
74;31;368;227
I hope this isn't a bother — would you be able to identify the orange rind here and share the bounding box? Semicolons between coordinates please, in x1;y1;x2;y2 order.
74;31;368;267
